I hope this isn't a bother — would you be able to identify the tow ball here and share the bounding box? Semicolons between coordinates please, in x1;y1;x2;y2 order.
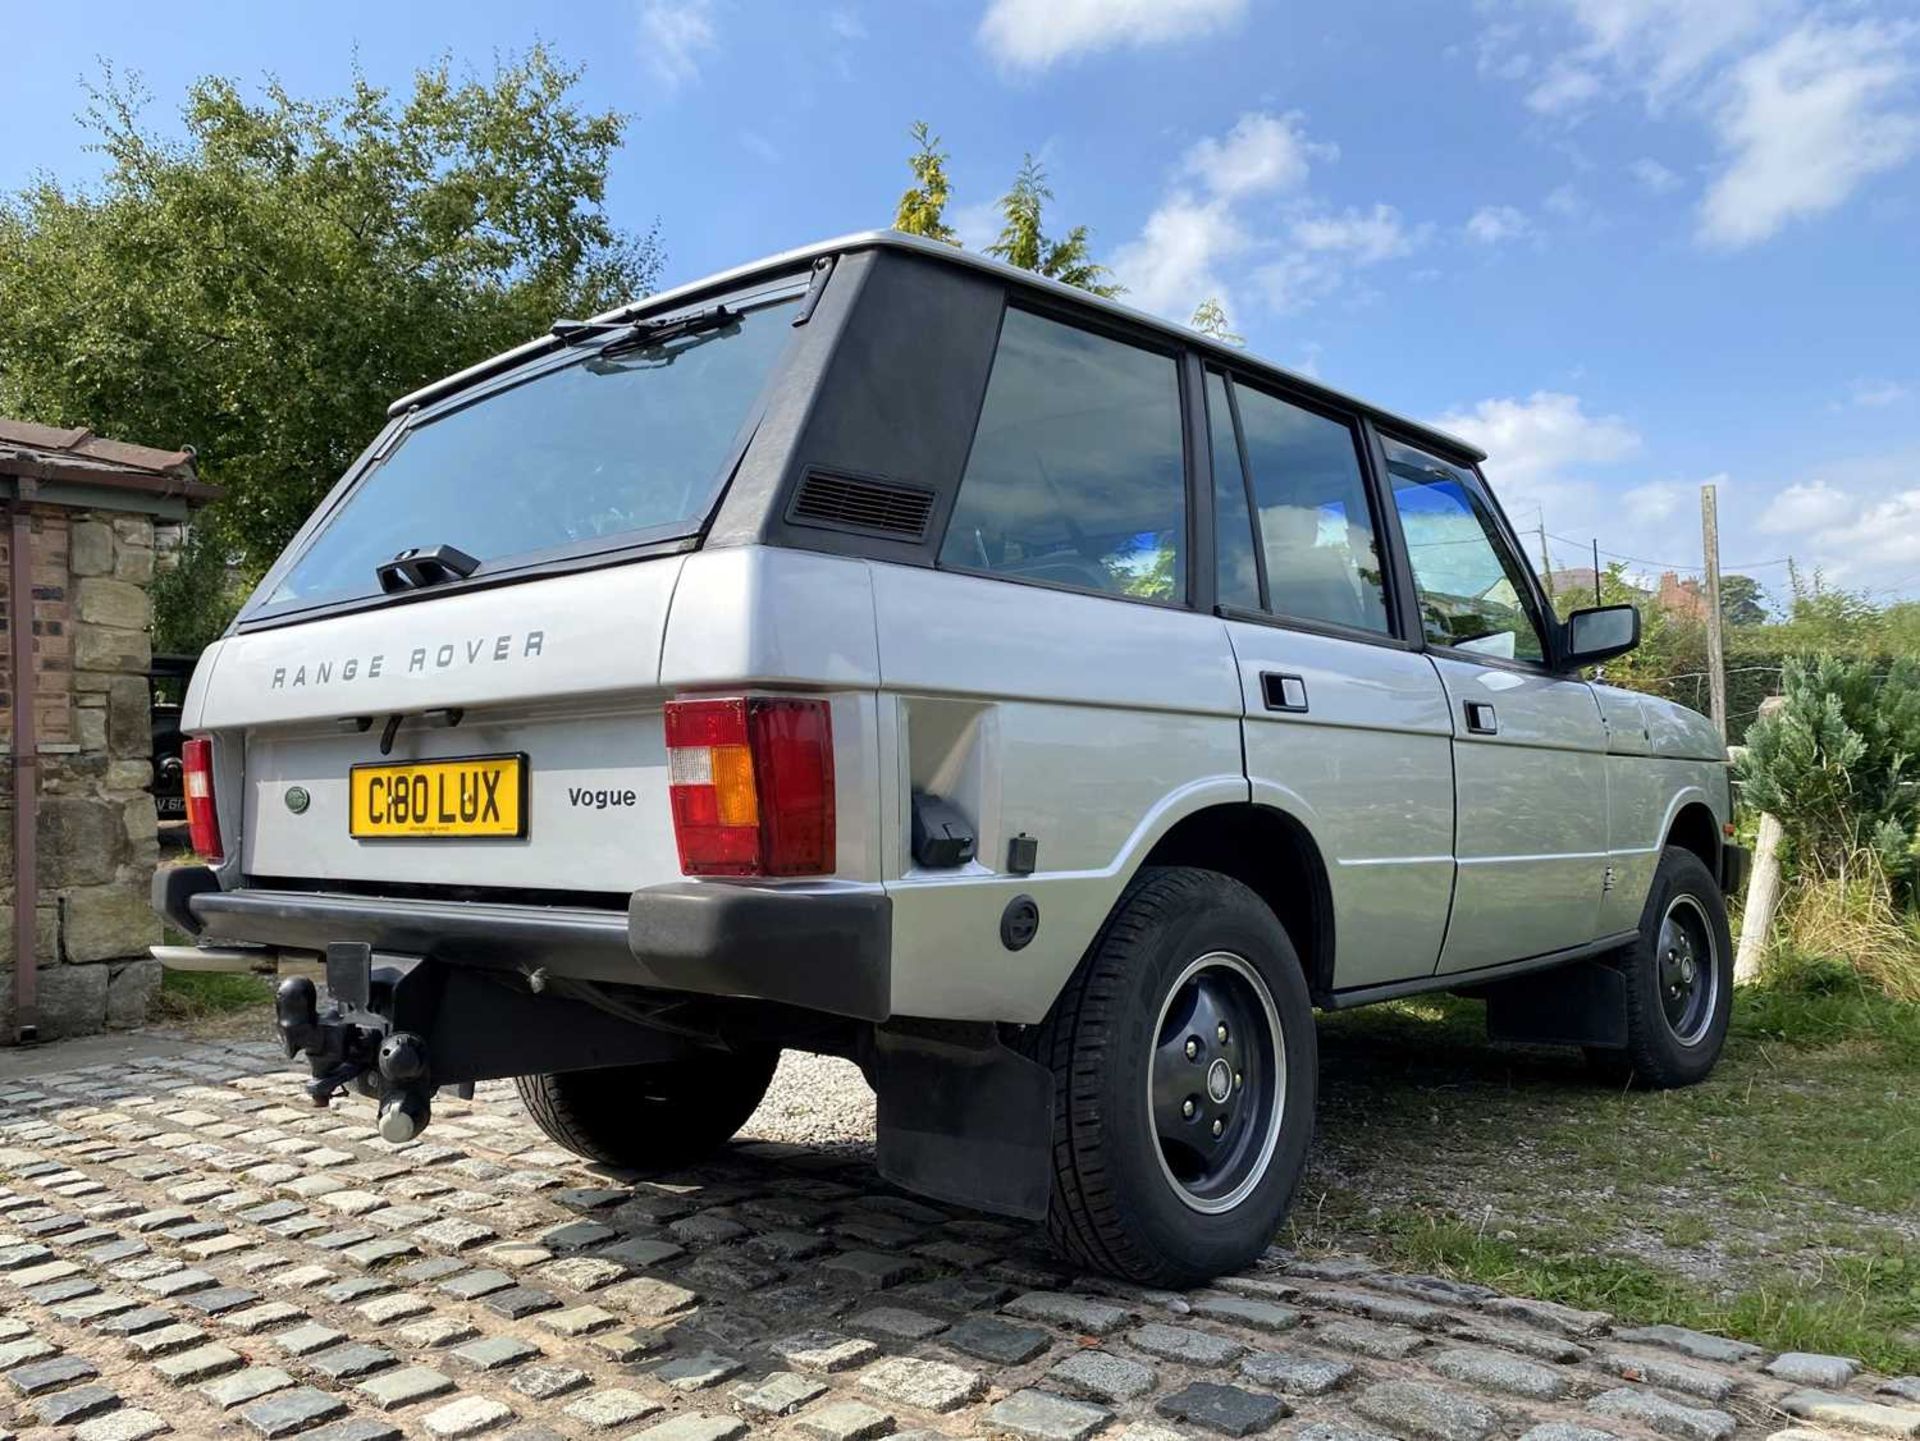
275;943;454;1144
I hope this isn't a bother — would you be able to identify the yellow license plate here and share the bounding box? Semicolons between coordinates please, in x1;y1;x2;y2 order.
349;754;526;839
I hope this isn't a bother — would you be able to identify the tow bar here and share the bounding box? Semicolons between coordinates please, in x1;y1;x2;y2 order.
275;942;461;1143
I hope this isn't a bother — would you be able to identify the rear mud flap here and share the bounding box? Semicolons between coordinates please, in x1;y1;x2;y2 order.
871;1027;1053;1221
1483;959;1630;1048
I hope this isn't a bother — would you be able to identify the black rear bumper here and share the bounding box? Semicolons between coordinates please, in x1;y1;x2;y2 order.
157;867;891;1021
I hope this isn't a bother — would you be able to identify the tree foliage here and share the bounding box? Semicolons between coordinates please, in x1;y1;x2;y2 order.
0;48;660;648
893;121;958;245
1189;297;1243;346
986;155;1122;298
1720;572;1768;627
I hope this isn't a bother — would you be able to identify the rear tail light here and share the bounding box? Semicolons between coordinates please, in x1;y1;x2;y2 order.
664;697;835;876
182;737;224;863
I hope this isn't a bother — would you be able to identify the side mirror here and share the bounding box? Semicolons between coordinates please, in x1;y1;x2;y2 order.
1562;604;1641;666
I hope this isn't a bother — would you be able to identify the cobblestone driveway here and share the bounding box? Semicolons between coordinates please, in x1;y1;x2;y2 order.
4;1041;1917;1441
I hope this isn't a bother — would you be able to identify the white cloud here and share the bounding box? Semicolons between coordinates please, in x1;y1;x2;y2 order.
1482;2;1919;248
1465;204;1533;244
1181;112;1333;199
1548;0;1784;108
978;0;1245;70
1431;391;1642;497
1527;59;1604;114
1757;479;1855;533
827;7;865;40
1698;19;1920;249
950;199;1004;254
1111;193;1249;318
1848;378;1910;408
1807;490;1920;583
638;0;717;91
1623;479;1686;524
1290;204;1425;264
1543;183;1587;219
1628;157;1684;193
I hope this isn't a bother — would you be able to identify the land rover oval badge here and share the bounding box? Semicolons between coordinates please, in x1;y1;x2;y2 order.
284;785;311;815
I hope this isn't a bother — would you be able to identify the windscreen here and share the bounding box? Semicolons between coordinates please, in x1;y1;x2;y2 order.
263;295;799;614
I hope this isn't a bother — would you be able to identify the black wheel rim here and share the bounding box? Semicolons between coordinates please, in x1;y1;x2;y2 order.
1148;952;1285;1213
1658;895;1718;1046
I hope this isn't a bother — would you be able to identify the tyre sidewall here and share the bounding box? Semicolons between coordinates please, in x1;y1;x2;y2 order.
1093;878;1317;1281
1626;848;1733;1084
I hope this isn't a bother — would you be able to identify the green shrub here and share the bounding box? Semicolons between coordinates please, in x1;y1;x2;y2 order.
1736;655;1920;897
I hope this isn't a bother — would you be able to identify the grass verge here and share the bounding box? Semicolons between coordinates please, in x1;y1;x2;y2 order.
150;968;275;1028
1293;982;1920;1373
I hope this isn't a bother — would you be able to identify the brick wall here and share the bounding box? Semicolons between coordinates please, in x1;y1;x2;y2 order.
2;505;164;1040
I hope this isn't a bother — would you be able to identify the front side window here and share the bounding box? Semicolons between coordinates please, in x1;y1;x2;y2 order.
940;307;1185;602
262;294;800;616
1233;382;1389;634
1386;438;1547;663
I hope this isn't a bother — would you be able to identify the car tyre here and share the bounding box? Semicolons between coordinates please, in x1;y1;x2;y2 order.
1585;845;1732;1088
515;1048;779;1171
1036;866;1317;1286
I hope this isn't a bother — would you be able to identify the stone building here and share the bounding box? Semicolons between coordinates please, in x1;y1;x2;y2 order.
2;418;219;1042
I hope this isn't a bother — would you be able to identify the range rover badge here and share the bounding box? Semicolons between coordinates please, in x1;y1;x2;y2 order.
285;785;311;815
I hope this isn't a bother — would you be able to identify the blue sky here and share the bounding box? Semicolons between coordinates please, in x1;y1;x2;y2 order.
9;0;1920;603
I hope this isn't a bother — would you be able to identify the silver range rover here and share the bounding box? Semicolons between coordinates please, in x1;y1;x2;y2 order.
157;231;1748;1285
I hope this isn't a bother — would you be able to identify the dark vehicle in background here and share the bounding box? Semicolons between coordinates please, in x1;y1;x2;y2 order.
150;653;197;833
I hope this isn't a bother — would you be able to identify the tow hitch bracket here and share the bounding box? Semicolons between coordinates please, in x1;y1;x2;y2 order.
276;943;441;1142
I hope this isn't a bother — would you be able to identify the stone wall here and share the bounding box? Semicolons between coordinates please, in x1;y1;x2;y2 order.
1;506;163;1040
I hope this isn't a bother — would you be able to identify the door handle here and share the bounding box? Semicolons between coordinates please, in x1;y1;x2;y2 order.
1464;701;1499;735
1261;672;1309;713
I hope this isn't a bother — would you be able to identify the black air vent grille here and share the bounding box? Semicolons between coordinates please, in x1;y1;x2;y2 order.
789;471;935;541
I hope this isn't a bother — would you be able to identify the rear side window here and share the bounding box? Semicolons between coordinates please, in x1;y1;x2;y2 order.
1214;378;1390;635
940;307;1185;603
1207;372;1262;611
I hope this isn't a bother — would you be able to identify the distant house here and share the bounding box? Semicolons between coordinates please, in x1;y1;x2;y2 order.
1654;571;1711;621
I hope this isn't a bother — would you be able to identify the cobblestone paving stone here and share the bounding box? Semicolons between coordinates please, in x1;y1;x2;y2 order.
3;1043;1918;1441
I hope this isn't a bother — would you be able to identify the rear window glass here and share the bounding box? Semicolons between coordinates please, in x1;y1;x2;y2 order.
940;307;1185;603
263;295;798;614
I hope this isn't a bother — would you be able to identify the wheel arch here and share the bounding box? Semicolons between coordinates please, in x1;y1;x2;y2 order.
1136;802;1336;999
1663;794;1722;876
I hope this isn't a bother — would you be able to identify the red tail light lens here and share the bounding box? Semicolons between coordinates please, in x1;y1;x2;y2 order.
664;697;834;876
181;737;224;863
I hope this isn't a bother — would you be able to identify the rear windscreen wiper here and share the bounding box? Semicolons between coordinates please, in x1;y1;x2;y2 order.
550;303;737;353
376;543;479;594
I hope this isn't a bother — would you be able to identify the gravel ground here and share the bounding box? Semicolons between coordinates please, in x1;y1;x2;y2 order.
738;1047;876;1151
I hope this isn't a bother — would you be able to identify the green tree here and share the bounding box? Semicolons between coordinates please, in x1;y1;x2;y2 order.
1190;297;1243;346
1720;572;1768;626
0;48;660;649
987;155;1122;298
893;121;958;244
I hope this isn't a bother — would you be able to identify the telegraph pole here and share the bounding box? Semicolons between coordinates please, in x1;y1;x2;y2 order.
1701;483;1727;743
1537;525;1556;603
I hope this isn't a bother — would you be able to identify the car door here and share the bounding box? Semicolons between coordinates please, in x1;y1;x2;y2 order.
1380;438;1611;973
1207;371;1456;989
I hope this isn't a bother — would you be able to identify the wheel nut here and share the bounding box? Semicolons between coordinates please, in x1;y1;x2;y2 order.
1217;1022;1229;1043
1212;1118;1225;1137
1235;1071;1243;1089
1182;1098;1196;1119
1185;1037;1200;1060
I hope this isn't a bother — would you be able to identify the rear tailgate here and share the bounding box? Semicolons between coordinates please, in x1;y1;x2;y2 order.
200;558;685;894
